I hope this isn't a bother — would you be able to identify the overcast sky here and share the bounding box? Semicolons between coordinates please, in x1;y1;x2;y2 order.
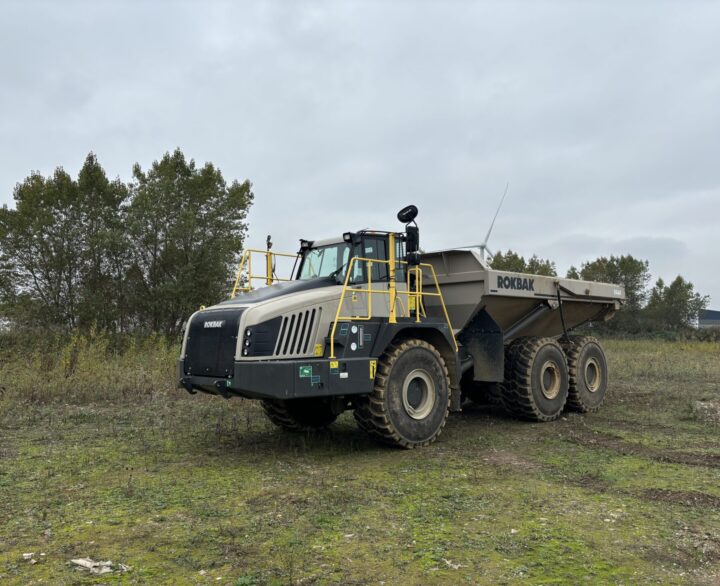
2;1;719;305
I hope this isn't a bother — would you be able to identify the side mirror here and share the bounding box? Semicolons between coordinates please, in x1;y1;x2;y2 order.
397;205;418;224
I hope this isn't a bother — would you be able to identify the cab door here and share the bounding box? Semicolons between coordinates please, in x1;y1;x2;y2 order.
350;235;407;319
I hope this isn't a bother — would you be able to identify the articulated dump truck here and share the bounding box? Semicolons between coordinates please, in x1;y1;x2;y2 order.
178;206;625;448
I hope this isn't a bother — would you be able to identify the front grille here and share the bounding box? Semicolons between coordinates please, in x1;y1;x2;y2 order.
274;308;319;357
184;309;243;377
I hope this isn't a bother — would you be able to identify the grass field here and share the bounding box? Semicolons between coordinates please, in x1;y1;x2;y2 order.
1;338;719;585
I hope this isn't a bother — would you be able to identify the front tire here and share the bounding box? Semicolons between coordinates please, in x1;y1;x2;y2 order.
354;339;451;448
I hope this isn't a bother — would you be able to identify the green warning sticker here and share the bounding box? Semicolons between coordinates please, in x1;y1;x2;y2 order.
299;366;312;378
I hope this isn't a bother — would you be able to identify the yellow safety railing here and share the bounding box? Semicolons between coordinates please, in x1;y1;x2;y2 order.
231;249;299;298
329;255;457;359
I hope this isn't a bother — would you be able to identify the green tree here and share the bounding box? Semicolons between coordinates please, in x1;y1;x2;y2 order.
646;277;665;309
491;250;556;276
1;149;253;335
566;265;580;279
572;255;650;332
0;155;129;331
644;276;709;329
575;255;651;311
490;250;526;272
525;254;557;277
75;153;130;330
126;149;253;335
0;168;83;328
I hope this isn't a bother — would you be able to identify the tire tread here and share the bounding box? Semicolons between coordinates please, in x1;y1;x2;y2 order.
353;339;450;448
501;336;568;422
560;335;605;413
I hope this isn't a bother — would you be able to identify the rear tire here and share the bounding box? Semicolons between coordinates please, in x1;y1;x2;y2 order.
502;337;569;422
261;398;339;432
353;339;451;448
561;336;608;412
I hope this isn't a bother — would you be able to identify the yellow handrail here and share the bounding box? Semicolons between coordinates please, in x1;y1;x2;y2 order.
329;256;457;358
231;249;299;298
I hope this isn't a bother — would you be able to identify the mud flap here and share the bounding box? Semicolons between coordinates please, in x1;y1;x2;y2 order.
450;386;462;412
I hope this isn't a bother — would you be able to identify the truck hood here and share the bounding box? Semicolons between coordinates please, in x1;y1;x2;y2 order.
218;276;337;305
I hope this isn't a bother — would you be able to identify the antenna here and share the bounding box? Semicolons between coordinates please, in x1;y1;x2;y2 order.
478;182;509;261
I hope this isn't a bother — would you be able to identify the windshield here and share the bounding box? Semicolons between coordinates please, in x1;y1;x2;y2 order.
298;243;352;280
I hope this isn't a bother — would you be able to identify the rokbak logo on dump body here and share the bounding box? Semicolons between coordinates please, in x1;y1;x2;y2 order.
497;275;535;291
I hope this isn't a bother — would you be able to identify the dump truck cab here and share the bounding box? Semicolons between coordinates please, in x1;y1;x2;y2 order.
296;233;397;283
179;206;625;448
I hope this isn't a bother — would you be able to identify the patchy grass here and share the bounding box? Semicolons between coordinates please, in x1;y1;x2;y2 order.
1;339;719;584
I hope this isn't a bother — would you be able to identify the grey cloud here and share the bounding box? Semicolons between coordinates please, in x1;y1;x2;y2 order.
1;0;718;304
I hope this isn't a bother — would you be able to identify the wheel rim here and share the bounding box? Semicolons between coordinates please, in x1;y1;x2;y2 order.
584;357;602;393
540;360;561;400
401;369;436;420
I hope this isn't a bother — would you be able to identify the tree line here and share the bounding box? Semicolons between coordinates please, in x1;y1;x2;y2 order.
1;149;708;337
0;149;253;336
491;250;709;333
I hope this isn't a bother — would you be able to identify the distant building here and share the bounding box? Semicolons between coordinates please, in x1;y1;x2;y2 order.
698;309;720;329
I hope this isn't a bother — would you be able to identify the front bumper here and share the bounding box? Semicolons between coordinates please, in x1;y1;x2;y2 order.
177;357;376;400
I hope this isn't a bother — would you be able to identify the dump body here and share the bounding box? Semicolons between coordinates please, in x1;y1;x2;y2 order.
421;248;625;341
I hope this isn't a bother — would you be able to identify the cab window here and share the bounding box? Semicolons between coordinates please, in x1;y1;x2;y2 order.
363;237;389;282
356;236;407;283
298;242;350;280
395;238;407;283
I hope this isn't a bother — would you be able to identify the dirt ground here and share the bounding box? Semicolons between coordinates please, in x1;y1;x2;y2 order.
1;338;719;584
